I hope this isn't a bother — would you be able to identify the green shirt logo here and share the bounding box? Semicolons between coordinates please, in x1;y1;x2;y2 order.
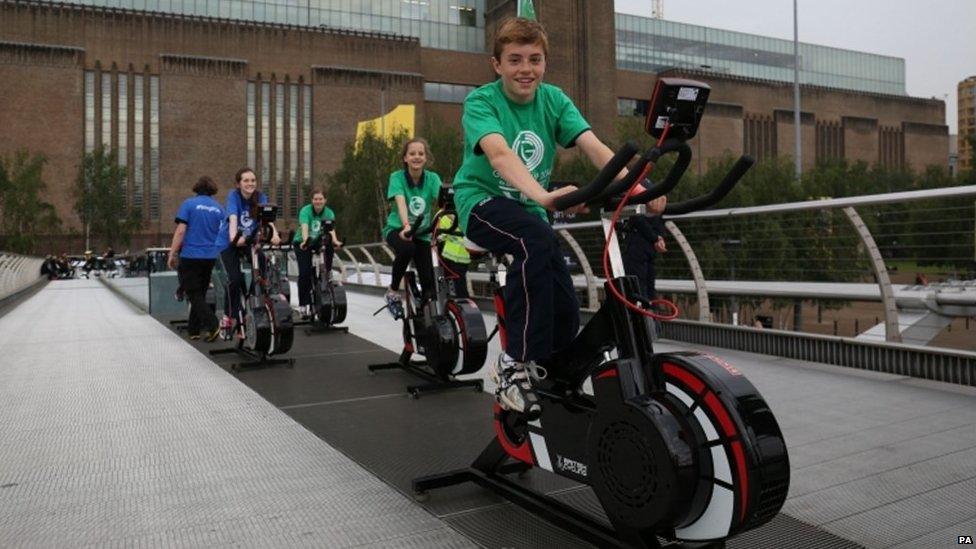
513;130;545;172
409;196;426;216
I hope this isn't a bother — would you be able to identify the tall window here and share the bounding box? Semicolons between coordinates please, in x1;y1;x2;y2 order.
275;83;285;204
303;85;312;200
149;75;160;221
289;83;298;215
133;75;144;214
101;72;112;148
743;115;776;162
261;82;270;186
118;73;128;208
84;71;95;153
246;82;256;168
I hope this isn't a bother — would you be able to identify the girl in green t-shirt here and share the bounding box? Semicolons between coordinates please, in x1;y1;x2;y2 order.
381;137;441;317
453;18;664;419
294;187;342;318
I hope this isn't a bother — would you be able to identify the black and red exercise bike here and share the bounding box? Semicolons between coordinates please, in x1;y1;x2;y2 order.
369;187;490;398
211;204;295;370
413;79;789;549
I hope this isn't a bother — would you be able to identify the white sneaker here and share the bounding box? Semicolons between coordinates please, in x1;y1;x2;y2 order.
490;354;543;420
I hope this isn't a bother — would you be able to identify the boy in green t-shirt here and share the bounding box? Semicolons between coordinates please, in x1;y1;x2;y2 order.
453;18;662;419
294;188;342;318
381;137;442;318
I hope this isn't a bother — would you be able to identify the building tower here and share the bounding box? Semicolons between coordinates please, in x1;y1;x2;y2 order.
958;76;976;172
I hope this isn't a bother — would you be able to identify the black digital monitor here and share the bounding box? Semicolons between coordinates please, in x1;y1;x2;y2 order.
258;204;279;222
644;78;711;141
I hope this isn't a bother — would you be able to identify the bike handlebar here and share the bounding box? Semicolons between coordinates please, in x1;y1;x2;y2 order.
616;140;693;205
663;155;754;215
551;141;640;211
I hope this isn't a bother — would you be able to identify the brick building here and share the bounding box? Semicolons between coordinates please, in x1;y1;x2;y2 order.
0;0;949;246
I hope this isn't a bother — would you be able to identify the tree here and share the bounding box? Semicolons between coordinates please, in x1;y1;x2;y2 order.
0;150;62;254
73;147;141;250
326;125;408;244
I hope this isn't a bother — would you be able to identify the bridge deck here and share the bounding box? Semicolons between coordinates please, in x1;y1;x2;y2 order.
1;279;974;548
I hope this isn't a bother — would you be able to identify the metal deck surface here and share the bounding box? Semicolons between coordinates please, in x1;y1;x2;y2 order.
2;280;973;548
0;280;474;548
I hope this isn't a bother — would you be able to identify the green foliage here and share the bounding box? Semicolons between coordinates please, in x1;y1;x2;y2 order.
73;147;142;249
424;116;464;183
0;150;62;254
326;125;408;244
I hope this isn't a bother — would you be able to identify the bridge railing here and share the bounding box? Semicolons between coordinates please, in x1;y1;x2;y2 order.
0;251;44;302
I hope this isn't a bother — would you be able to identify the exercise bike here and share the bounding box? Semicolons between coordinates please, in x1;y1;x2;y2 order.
414;79;789;549
368;187;489;398
211;204;295;370
297;225;348;334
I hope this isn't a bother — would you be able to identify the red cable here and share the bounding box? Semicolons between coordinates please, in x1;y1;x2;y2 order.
601;126;680;322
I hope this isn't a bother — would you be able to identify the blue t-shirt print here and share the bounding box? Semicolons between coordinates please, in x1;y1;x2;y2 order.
216;190;268;250
176;195;225;259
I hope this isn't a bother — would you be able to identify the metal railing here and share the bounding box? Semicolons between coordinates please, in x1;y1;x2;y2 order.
0;251;44;302
329;186;976;385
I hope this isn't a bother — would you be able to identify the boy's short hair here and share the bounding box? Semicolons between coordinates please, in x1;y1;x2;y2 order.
493;17;549;60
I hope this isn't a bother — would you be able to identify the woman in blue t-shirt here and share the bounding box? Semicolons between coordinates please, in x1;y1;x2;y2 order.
216;167;281;337
168;176;225;341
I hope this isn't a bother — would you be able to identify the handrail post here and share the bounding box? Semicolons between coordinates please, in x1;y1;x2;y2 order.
842;207;901;343
666;221;712;322
557;229;598;311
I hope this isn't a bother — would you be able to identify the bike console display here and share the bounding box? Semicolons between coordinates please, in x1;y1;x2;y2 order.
644;77;710;141
258;204;279;222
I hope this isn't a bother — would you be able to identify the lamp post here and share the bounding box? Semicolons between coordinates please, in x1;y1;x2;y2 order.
793;0;802;180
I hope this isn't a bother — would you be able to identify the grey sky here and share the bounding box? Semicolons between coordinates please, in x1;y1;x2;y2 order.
614;0;976;134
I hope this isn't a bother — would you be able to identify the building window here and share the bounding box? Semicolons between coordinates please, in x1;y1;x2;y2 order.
84;71;95;153
118;73;128;209
275;82;285;205
815;121;843;163
246;82;256;169
261;82;271;187
289;83;299;215
401;0;429;20
743;115;776;162
449;4;477;27
303;84;312;200
149;75;160;221
133;75;144;214
423;82;475;104
878;126;903;170
101;72;112;149
617;98;649;117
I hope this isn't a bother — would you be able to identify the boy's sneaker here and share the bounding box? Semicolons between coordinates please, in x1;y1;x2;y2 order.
489;354;544;420
385;290;404;320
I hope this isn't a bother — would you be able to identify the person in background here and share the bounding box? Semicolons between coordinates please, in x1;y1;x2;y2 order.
294;187;343;318
435;186;471;299
215;167;281;338
621;200;668;301
168;175;225;341
381;137;441;318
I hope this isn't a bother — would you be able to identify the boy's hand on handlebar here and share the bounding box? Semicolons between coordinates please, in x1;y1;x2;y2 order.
399;226;413;241
334;240;343;249
539;186;588;214
645;195;667;215
271;234;281;246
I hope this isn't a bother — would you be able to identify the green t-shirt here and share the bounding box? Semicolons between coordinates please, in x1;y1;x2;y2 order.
293;204;336;243
382;169;442;242
453;80;591;232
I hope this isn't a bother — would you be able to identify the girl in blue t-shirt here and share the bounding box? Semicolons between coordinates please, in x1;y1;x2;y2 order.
217;167;281;337
168;175;224;341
